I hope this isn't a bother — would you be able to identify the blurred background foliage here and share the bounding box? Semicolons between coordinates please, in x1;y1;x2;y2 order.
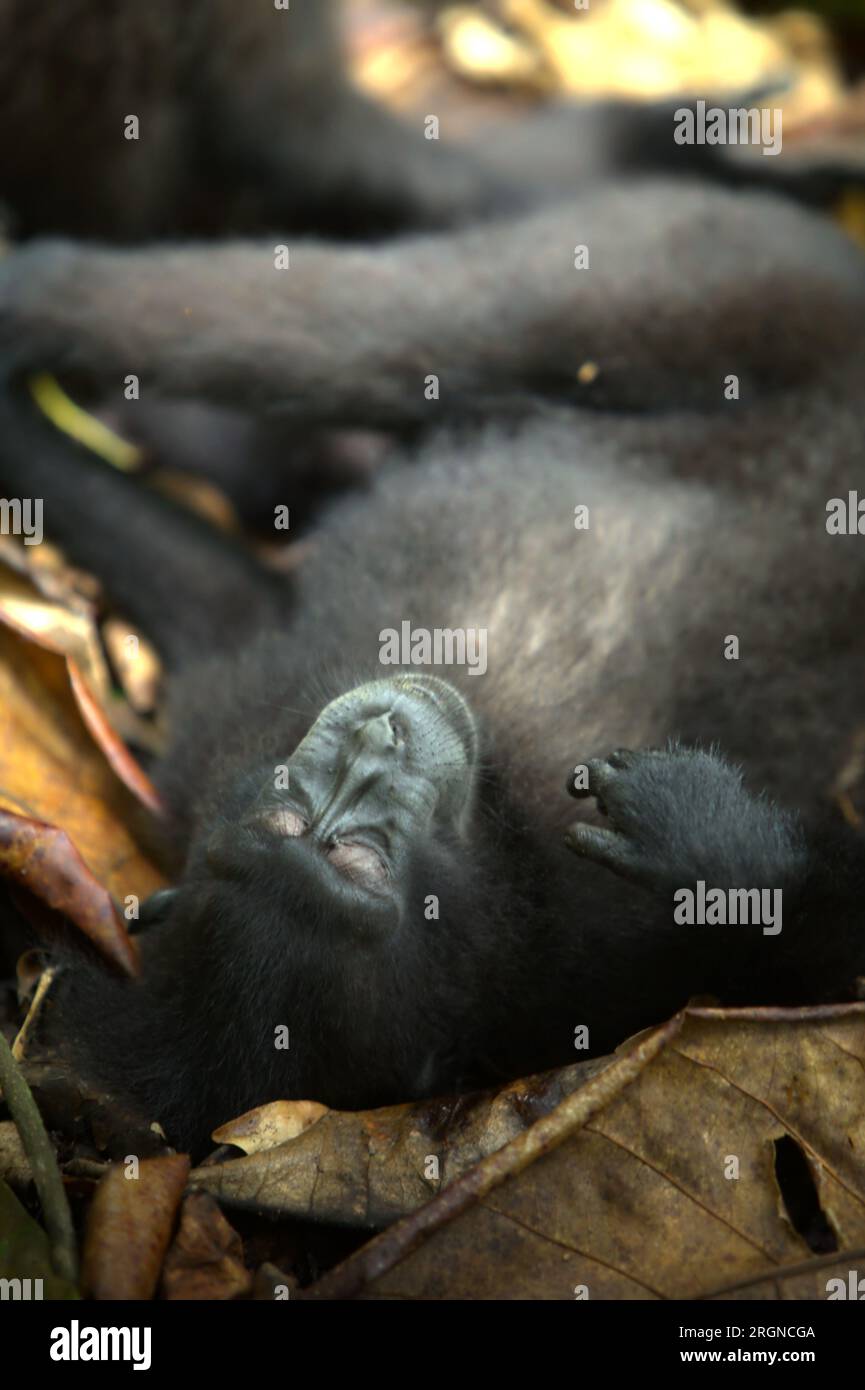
346;0;865;123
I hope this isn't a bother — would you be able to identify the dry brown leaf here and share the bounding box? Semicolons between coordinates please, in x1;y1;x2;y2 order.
212;1099;330;1155
66;661;164;816
82;1154;191;1300
0;558;110;697
101;617;162;717
0;624;164;940
161;1192;251;1301
190;1056;608;1225
0;556;165;798
299;1005;865;1300
0;531;101;604
0;811;138;975
704;1251;865;1300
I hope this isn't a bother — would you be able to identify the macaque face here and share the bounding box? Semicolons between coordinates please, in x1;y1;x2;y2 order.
201;676;479;944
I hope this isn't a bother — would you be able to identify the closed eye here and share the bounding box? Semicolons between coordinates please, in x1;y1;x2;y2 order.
262;807;307;837
327;841;389;889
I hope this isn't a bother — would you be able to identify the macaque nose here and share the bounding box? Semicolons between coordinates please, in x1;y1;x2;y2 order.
358;712;401;754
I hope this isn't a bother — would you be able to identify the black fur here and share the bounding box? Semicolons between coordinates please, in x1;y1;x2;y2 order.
1;182;863;1155
2;182;863;426
0;0;513;241
1;0;857;247
4;0;860;539
0;0;725;244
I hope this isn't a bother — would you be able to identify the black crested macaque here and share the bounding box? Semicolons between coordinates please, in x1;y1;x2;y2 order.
0;0;512;241
3;179;863;426
1;183;864;1155
4;0;788;534
0;0;747;244
1;0;857;247
3;0;859;535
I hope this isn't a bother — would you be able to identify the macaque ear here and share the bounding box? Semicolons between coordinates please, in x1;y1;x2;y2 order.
133;887;180;933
